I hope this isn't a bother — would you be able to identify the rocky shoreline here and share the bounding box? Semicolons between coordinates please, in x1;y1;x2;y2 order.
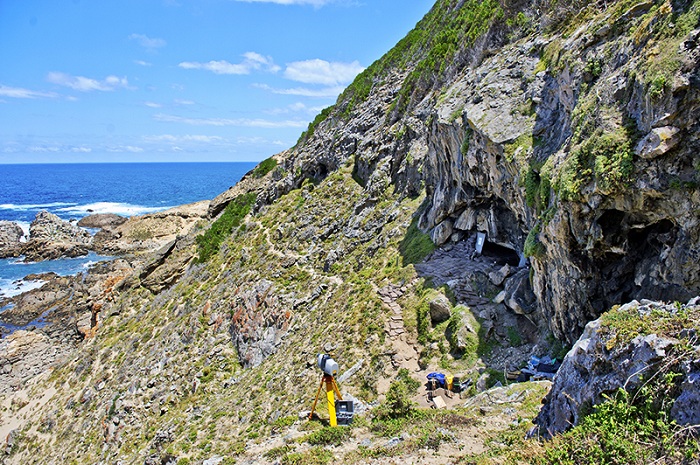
0;201;210;393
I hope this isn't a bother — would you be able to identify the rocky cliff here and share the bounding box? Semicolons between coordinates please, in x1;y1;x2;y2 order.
266;0;700;344
1;0;699;464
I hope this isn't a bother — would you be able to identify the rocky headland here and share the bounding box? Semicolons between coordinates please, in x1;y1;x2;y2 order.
1;0;699;464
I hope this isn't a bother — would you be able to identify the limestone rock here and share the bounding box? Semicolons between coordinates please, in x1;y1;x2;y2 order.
431;219;454;246
502;269;537;315
635;126;680;159
534;299;700;437
28;211;91;244
21;211;92;261
77;213;127;229
0;221;24;258
429;294;452;324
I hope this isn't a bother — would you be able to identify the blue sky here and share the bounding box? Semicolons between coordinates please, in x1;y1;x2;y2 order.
0;0;434;164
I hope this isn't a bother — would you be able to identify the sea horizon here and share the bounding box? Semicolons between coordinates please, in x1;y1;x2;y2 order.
0;161;255;300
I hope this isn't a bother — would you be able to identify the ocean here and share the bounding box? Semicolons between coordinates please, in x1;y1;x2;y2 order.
0;162;255;299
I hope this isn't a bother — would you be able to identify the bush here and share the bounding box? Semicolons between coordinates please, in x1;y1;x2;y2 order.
374;377;418;421
539;379;699;465
252;157;277;178
304;426;351;446
524;223;545;259
195;192;256;263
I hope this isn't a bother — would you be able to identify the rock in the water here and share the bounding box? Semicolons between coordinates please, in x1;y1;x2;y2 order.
0;221;24;258
20;211;92;261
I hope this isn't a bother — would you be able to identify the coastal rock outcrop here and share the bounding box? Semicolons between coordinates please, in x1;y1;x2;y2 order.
77;213;127;230
91;201;208;255
0;221;24;258
534;298;700;436
21;211;92;262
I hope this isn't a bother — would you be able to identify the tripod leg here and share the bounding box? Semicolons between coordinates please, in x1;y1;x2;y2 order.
309;376;325;420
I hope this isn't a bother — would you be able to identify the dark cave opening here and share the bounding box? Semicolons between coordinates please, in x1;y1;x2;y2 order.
482;240;521;267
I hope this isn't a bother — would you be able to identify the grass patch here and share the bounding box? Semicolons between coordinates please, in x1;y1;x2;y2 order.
399;217;435;265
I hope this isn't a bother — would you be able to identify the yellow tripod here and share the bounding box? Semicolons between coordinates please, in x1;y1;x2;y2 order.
309;374;343;427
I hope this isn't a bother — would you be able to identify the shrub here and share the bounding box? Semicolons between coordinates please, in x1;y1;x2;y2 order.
252;157;277;178
374;377;418;421
304;427;351;446
195;192;256;263
524;223;545;259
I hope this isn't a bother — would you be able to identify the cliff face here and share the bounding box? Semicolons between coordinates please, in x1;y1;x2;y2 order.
262;0;700;342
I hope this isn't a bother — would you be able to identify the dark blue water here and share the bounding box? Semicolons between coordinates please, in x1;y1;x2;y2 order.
0;162;256;225
0;162;254;299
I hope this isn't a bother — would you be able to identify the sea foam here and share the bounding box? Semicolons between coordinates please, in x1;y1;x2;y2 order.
57;202;173;217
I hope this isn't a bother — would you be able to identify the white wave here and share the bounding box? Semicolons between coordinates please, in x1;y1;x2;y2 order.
0;278;46;299
57;202;173;217
14;222;30;241
0;202;77;211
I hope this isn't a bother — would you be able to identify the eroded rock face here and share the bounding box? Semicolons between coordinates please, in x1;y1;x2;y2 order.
229;280;292;368
534;298;700;437
0;221;24;258
91;201;208;255
21;211;92;261
417;25;700;341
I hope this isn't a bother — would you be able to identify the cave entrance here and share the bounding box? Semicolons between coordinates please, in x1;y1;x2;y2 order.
481;238;522;267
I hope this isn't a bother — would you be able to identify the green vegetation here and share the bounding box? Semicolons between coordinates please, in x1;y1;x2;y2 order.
539;381;699;464
398;216;435;265
195;192;256;263
554;127;634;200
374;371;421;422
303;426;352;446
252;157;278;178
600;302;700;349
524;223;545;259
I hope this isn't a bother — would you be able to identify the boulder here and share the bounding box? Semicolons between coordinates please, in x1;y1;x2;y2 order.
18;211;92;261
429;294;452;324
0;221;24;258
635;126;681;159
77;213;127;229
28;211;91;244
534;299;700;437
431;219;454;246
502;269;537;315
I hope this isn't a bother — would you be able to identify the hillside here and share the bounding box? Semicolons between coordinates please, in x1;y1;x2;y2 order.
1;0;699;464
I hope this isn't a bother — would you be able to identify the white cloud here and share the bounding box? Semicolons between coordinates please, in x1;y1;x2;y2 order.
174;99;195;105
143;134;226;143
284;59;364;86
129;33;167;50
236;136;286;146
179;52;280;75
268;102;326;115
0;84;56;99
234;0;333;5
145;101;163;108
154;113;306;128
47;72;131;92
70;146;92;153
28;145;61;153
254;83;344;98
106;145;145;153
135;60;153;67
